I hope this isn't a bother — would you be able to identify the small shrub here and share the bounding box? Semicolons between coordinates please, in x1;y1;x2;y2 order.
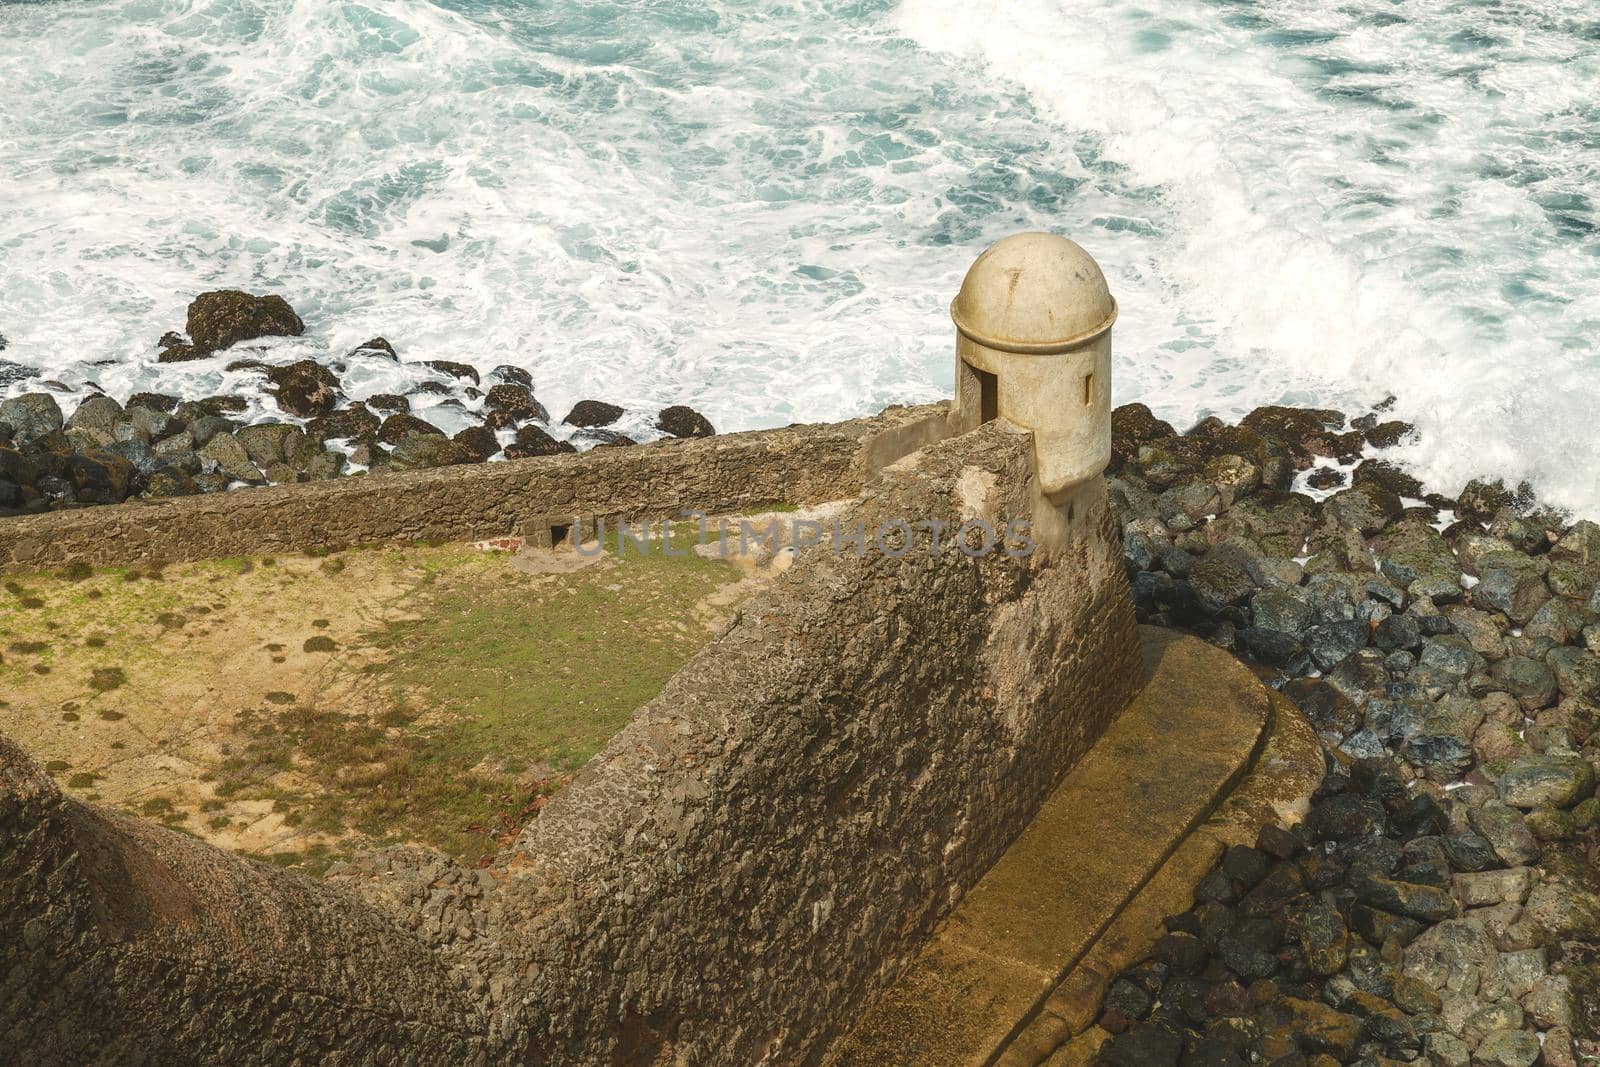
303;636;337;653
60;562;93;582
89;667;127;692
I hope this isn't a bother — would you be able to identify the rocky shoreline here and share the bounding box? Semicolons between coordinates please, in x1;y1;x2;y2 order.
0;291;715;516
1087;405;1599;1066
3;298;1598;1064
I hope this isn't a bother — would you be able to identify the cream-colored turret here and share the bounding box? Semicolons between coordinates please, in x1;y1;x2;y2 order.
949;232;1117;500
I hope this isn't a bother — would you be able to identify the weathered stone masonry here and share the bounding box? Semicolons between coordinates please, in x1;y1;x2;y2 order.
0;418;1144;1065
0;405;944;574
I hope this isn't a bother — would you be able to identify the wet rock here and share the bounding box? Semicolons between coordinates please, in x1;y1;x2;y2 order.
1290;899;1348;976
1111;403;1176;469
234;424;312;470
182;290;304;355
504;424;576;459
1365;420;1413;448
1454;867;1534;908
1324;485;1403;535
389;433;474;471
0;393;64;443
657;404;716;440
452;426;499;462
305;451;346;481
350;337;397;359
1456;479;1520;523
422;359;479;385
307;403;381;442
376;413;444;446
485;383;546;422
125;392;179;414
365;393;409;414
1373;519;1461;590
563;400;624;428
266;360;340;418
489;365;532;388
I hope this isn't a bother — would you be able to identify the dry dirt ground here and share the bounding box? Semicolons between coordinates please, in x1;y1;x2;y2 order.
0;525;781;873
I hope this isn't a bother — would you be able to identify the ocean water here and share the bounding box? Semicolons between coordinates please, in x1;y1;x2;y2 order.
0;1;1596;510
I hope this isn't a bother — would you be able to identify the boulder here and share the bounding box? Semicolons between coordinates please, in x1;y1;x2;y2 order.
182;290;304;355
1496;754;1595;810
125;392;179;413
349;337;397;359
421;359;478;384
452;426;499;462
364;393;409;414
66;396;124;436
389;433;473;471
198;433;264;485
484;383;545;422
266;360;340;418
376;414;444;446
142;466;199;498
307;404;381;442
1474;552;1550;624
490;365;532;388
0;393;63;443
65;451;138;504
505;424;576;459
657;404;716;440
562;400;624;428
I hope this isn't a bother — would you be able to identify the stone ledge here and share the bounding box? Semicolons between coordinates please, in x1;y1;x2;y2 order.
829;626;1283;1066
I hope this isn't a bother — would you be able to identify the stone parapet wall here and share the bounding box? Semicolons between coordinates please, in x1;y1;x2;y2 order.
0;418;1146;1065
0;404;946;573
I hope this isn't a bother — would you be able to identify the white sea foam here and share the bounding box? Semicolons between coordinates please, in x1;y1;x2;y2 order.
0;0;1596;512
897;0;1600;514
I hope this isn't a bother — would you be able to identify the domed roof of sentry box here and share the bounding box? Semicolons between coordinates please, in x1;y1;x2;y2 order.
950;232;1118;353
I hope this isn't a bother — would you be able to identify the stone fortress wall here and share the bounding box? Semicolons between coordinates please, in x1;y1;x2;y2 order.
0;234;1155;1064
0;404;950;574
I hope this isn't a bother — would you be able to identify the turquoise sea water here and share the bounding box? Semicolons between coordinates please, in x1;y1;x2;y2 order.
1;1;1597;510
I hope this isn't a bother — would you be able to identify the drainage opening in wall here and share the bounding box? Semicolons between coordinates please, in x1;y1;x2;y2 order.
550;524;571;548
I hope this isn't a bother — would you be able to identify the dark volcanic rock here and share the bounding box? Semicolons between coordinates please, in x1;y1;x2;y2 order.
452;426;500;462
376;414;444;446
657;405;716;439
422;359;479;385
266;360;341;418
126;392;179;414
350;337;397;359
505;424;576;459
365;393;410;414
181;290;304;356
307;404;381;442
490;365;533;388
485;383;546;422
563;400;624;428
